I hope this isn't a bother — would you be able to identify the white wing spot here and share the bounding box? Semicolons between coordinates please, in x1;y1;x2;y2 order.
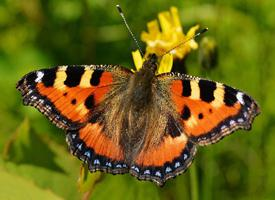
94;159;100;165
175;162;181;168
45;105;52;112
237;92;245;105
31;96;37;100
165;167;172;173
71;134;77;139
155;171;162;177
144;170;150;175
38;99;44;104
183;154;188;160
35;71;44;82
131;166;140;173
238;118;244;123
84;151;91;158
230;120;235;126
77;143;83;150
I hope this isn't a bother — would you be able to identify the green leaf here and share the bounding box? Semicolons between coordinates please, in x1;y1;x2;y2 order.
90;174;160;200
3;118;63;172
0;169;62;200
3;161;81;200
2;118;82;199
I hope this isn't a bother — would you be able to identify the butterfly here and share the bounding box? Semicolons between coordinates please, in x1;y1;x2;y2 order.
16;53;260;186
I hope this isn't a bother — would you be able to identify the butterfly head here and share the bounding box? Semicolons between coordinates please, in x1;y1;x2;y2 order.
141;53;158;73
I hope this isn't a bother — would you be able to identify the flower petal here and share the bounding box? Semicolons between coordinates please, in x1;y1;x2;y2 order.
170;7;182;32
157;53;173;74
141;20;160;42
158;11;173;33
132;50;144;71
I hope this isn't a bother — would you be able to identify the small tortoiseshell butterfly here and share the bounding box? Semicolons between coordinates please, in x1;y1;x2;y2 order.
16;5;260;186
16;53;260;186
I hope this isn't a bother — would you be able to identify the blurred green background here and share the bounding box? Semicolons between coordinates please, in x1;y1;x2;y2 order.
0;0;273;199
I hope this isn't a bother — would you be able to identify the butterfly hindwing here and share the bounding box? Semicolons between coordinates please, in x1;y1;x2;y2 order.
66;122;129;174
130;133;196;186
162;73;260;146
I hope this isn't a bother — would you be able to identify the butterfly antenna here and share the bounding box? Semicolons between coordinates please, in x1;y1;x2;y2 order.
116;5;144;57
161;27;208;57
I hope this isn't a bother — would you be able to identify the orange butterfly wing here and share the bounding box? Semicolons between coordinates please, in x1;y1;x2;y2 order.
130;133;196;186
67;122;128;174
167;74;260;145
17;65;120;129
17;65;131;173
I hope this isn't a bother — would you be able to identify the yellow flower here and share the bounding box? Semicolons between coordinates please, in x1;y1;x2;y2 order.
142;7;199;59
132;6;199;74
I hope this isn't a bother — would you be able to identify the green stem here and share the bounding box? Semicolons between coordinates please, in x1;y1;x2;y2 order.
190;162;199;200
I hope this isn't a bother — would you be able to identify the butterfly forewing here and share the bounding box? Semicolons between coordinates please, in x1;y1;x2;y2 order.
159;73;260;146
16;65;128;129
